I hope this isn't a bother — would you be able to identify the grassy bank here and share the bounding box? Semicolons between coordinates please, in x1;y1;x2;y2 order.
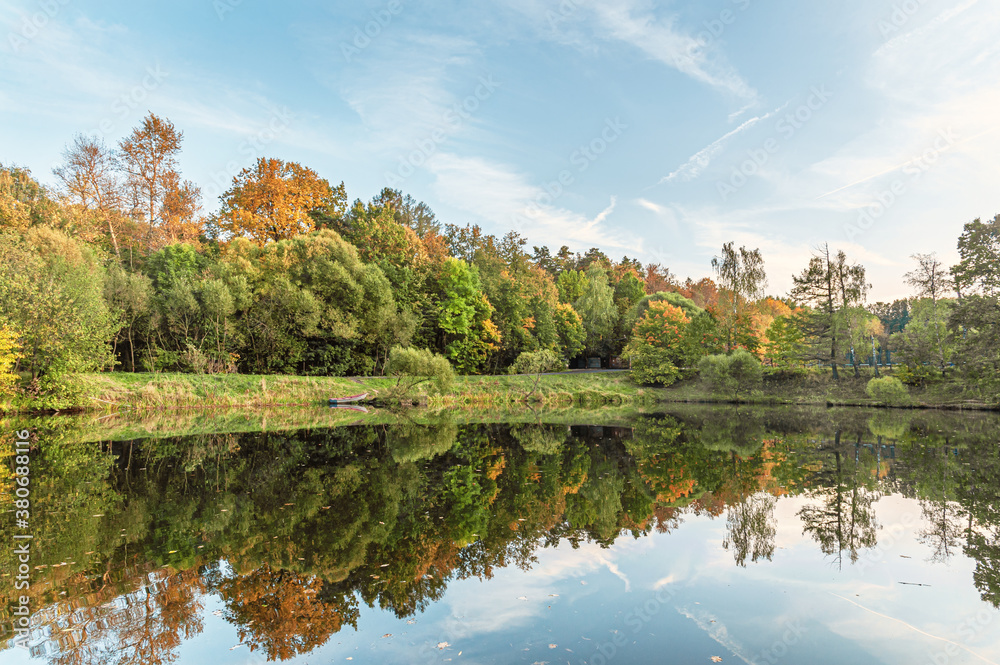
4;370;652;415
429;371;655;408
658;369;997;411
4;367;993;416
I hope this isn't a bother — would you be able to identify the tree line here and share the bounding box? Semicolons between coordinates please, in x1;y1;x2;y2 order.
0;112;997;400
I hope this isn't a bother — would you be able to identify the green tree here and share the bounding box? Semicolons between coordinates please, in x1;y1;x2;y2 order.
554;303;586;360
0;227;120;380
104;263;153;372
557;269;587;304
436;258;499;373
712;242;767;351
574;265;617;359
697;349;764;400
762;314;805;369
891;298;954;385
948;214;1000;396
385;345;455;395
791;244;868;379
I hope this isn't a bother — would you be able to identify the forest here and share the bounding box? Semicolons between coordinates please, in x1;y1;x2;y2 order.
1;112;998;408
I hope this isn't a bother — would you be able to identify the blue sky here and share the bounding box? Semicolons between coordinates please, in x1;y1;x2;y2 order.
2;0;998;300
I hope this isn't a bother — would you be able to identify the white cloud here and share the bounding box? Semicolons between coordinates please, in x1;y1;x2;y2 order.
427;152;637;252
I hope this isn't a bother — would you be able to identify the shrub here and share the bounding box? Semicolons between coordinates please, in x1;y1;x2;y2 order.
866;376;910;407
698;349;764;400
385;346;455;395
629;347;682;386
510;349;565;375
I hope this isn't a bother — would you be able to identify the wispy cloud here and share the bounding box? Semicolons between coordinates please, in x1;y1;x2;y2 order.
590;0;757;102
427;152;634;252
659;108;783;184
501;0;758;103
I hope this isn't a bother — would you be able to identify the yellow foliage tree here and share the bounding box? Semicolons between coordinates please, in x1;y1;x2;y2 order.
218;158;338;244
0;323;21;396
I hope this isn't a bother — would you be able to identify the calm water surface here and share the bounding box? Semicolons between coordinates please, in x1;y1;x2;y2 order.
3;407;1000;664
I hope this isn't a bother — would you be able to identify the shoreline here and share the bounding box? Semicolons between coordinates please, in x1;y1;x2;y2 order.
2;370;995;416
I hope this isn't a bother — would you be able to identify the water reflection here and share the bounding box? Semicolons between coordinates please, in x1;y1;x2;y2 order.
4;407;1000;662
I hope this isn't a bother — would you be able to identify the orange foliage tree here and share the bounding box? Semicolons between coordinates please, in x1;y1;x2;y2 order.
218;157;341;244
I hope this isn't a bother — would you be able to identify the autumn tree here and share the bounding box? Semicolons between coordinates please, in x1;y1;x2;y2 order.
52;134;133;257
160;171;204;246
643;263;677;294
0;164;64;232
625;301;690;385
219;157;339;244
0;322;20;399
117;113;184;246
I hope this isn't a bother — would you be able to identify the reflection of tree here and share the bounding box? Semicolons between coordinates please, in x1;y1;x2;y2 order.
47;568;205;665
215;565;358;662
965;529;1000;607
723;492;777;567
798;448;879;567
918;500;966;563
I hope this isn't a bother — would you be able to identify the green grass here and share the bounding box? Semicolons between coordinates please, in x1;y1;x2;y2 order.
3;370;651;415
5;366;993;416
658;368;997;411
63;372;396;412
430;372;656;408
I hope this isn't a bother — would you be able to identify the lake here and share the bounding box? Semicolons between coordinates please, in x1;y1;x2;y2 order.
2;406;1000;664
